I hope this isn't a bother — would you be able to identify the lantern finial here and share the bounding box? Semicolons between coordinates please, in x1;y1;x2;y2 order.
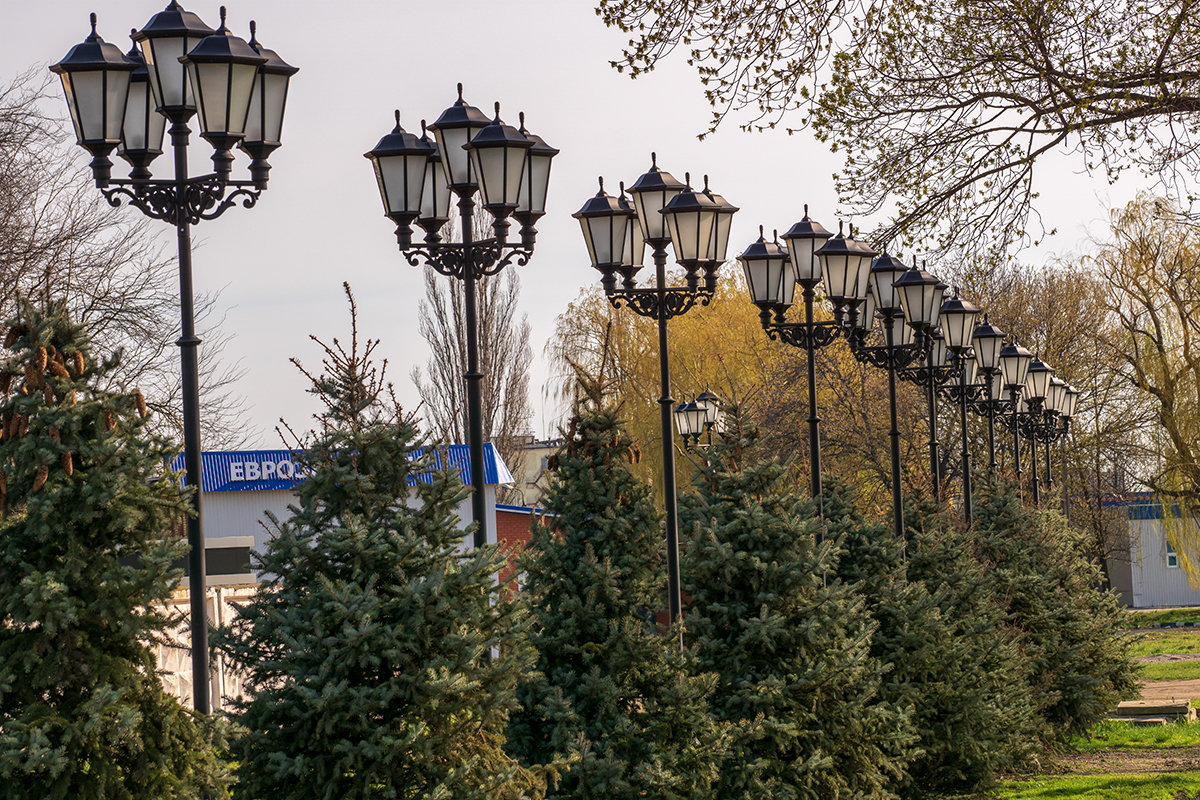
456;82;464;103
518;111;526;132
758;224;765;240
217;6;228;33
493;101;501;120
803;203;809;218
89;12;98;38
651;151;657;167
598;176;604;192
248;20;258;47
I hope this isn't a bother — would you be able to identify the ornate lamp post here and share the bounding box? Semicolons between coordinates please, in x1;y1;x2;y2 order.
970;316;1007;474
674;390;723;451
576;156;736;625
1018;355;1054;503
937;291;981;522
52;3;296;714
895;262;949;499
368;86;557;551
998;340;1034;494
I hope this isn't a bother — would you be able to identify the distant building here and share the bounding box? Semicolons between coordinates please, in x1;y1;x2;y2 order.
1104;492;1200;608
160;444;519;709
504;435;564;507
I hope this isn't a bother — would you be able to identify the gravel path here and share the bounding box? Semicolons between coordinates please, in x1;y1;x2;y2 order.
1139;678;1200;704
1048;746;1200;775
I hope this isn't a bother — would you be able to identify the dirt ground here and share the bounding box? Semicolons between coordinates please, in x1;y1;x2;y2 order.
1047;746;1200;775
1138;678;1200;704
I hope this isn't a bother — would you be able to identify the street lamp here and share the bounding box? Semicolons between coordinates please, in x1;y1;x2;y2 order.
970;315;1007;475
52;2;297;715
998;340;1034;494
577;155;736;626
371;85;557;551
938;291;981;522
1019;355;1054;503
895;261;948;500
674;390;723;451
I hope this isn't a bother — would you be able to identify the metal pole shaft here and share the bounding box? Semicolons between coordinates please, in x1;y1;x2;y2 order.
653;247;683;626
803;286;823;514
885;315;905;539
1030;427;1040;505
927;358;940;502
172;120;209;715
1011;388;1022;497
459;196;488;549
986;374;997;476
1044;436;1053;489
958;354;972;524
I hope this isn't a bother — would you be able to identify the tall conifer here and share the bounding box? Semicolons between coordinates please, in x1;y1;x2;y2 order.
508;399;722;799
217;286;536;800
0;301;227;800
679;410;909;799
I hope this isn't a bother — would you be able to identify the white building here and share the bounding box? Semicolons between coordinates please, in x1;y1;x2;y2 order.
1106;493;1200;608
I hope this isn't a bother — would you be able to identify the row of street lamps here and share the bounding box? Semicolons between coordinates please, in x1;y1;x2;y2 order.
52;0;1083;695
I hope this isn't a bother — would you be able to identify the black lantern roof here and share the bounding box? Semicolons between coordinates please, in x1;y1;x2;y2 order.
972;315;1005;341
738;228;789;261
247;20;298;77
466;103;533;150
180;8;266;66
132;1;213;43
428;83;490;131
51;14;136;76
573;178;630;218
939;294;981;317
661;176;718;215
628;152;685;194
782;208;833;243
517;113;559;159
124;32;149;74
365;111;435;160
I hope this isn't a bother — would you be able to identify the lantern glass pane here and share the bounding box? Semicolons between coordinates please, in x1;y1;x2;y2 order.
785;238;819;284
871;269;901;310
120;79;164;153
931;336;948;368
852;254;874;300
857;291;877;332
372;155;425;216
666;209;713;262
65;71;105;142
245;70;288;144
104;72;130;141
433;127;473;186
420;158;451;221
990;371;1004;399
631;189;674;240
674;406;692;436
622;215;645;268
896;316;916;347
711;212;733;262
143;35;204;110
960;357;978;386
517;153;552;215
820;254;850;299
189;62;226;132
1000;352;1031;388
928;285;946;329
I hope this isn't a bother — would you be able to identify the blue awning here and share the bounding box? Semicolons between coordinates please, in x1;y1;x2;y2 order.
170;443;513;493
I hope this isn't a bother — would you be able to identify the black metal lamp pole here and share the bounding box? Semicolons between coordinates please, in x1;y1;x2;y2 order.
743;213;837;511
895;262;949;500
940;349;985;523
576;158;736;626
53;4;296;714
368;87;558;550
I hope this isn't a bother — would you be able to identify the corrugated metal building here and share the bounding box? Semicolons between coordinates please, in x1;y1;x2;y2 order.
1105;493;1200;608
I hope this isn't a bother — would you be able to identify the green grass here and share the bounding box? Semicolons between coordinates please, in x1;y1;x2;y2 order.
1141;660;1200;681
1070;720;1200;752
996;773;1200;799
1126;608;1200;628
1126;629;1200;657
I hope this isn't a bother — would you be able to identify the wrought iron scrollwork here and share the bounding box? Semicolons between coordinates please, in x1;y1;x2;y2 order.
851;342;922;371
606;287;713;320
400;240;533;280
101;177;262;226
763;320;841;350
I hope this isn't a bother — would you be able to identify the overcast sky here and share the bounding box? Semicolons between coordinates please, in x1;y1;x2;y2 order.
4;0;1148;448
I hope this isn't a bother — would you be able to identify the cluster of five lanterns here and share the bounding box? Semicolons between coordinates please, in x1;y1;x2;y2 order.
50;4;297;188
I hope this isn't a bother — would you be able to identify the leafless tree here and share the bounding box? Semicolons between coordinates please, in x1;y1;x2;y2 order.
411;263;533;497
1;70;249;448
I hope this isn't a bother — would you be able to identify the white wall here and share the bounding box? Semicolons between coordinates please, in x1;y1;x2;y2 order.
1129;516;1200;607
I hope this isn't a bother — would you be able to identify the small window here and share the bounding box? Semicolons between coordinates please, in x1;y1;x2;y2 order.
1167;542;1179;569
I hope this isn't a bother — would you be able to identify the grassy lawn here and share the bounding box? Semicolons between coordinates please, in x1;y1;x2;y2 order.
995;773;1200;799
1126;629;1200;657
1141;660;1200;681
1126;608;1200;628
1070;720;1200;752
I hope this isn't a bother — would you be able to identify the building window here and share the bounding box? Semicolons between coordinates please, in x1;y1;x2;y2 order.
1167;541;1179;569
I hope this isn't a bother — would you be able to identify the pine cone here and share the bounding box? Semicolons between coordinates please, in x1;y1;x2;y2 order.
3;325;23;348
61;452;73;477
73;351;85;377
104;410;115;431
33;464;47;491
0;373;11;393
35;347;47;371
43;385;54;405
18;417;28;438
48;426;59;441
133;390;147;419
23;364;41;389
7;415;20;440
48;361;70;380
65;389;76;406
